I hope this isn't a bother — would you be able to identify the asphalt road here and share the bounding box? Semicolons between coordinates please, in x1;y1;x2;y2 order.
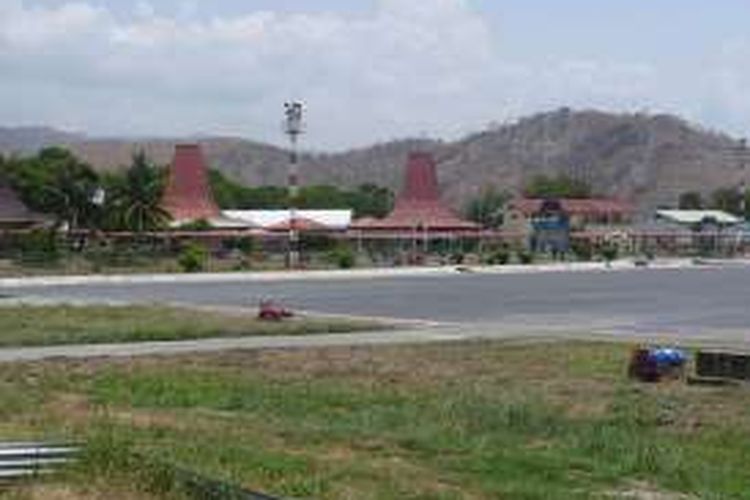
3;266;750;338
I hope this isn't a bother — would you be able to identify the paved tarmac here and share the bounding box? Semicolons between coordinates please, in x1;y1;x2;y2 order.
3;264;750;338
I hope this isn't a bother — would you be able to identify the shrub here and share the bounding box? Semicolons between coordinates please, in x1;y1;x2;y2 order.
178;243;208;273
600;242;619;263
571;239;593;261
328;245;356;269
517;249;534;265
236;237;256;256
485;248;510;265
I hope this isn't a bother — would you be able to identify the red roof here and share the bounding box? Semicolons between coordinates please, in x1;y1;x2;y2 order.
508;198;635;217
161;144;221;222
352;152;479;231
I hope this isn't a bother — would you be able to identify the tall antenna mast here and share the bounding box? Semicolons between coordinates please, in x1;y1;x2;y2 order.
284;101;304;269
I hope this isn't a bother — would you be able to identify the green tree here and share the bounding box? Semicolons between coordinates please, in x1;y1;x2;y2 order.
209;170;288;209
524;174;592;199
464;186;509;228
710;188;743;216
108;151;170;232
208;170;393;218
209;169;255;208
298;185;348;209
347;183;393;218
4;147;100;230
678;191;704;210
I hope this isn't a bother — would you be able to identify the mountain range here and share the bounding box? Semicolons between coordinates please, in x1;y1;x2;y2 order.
2;109;748;212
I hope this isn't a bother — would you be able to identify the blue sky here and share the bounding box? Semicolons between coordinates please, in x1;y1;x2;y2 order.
1;0;749;149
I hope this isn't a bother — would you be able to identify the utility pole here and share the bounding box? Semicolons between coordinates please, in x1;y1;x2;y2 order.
737;138;748;219
284;101;304;269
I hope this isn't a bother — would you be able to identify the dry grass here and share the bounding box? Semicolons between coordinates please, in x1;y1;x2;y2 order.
2;484;164;500
3;341;750;498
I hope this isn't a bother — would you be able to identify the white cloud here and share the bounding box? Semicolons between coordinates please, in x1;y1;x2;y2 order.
0;0;749;148
0;1;106;48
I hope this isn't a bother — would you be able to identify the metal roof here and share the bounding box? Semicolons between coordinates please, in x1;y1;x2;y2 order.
223;210;352;230
655;210;741;225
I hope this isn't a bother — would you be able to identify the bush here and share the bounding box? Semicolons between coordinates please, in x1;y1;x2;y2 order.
517;249;534;265
485;248;510;265
236;237;256;256
599;242;619;263
328;245;356;269
570;239;593;261
178;243;208;273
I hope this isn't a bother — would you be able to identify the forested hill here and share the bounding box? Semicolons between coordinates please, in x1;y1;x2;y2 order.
1;109;745;211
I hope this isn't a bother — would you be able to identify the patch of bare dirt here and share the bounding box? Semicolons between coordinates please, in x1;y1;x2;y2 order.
5;484;160;500
607;481;697;499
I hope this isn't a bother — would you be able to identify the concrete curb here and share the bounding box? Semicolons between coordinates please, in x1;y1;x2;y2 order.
0;258;746;289
0;329;470;363
3;324;750;364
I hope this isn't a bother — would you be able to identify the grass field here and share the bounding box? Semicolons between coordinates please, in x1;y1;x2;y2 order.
3;340;750;499
0;305;383;347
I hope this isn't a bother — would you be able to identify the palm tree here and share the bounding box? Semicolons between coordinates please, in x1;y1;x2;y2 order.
39;150;99;231
109;151;171;232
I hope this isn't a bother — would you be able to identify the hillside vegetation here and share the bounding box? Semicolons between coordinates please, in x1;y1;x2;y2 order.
2;109;747;211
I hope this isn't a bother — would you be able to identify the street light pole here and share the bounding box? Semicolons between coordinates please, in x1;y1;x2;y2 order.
284;101;304;269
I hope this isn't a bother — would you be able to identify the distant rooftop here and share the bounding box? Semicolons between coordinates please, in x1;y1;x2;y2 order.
509;198;636;216
655;210;741;225
0;183;48;226
224;210;352;231
161;144;221;223
352;152;479;231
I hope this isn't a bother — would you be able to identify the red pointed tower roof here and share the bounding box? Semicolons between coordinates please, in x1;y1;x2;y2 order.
353;152;479;231
161;144;221;222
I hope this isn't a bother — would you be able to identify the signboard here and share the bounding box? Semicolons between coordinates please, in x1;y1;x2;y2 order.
695;351;750;381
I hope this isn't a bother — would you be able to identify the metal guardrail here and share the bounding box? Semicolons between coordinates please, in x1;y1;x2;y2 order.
0;442;279;499
0;442;79;483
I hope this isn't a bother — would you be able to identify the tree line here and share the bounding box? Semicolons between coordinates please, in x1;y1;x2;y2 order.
1;147;169;232
678;189;750;218
209;170;394;219
1;148;613;233
0;147;395;232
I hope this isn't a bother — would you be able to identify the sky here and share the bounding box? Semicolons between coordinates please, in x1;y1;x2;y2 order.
1;0;749;150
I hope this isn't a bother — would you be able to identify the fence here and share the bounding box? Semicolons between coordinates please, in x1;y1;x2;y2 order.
0;442;79;483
